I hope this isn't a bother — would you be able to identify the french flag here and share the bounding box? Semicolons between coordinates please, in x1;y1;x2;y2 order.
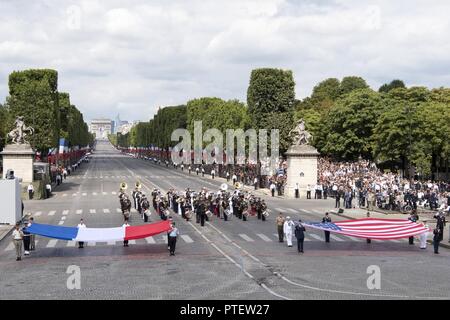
25;220;171;242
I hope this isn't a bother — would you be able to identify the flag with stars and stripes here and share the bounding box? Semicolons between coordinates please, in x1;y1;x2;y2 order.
303;218;430;240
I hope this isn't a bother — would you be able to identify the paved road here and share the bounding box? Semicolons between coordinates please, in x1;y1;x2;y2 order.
1;141;449;300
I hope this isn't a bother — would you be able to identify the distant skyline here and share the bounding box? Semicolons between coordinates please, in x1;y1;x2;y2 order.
1;0;449;122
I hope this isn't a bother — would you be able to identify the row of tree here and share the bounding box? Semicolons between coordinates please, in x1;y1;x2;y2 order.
0;69;94;155
110;69;449;178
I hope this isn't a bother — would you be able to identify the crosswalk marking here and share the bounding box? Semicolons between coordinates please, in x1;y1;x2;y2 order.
330;234;345;242
48;211;56;216
129;240;136;245
67;241;76;247
239;234;254;242
309;233;324;241
76;210;83;214
161;236;168;244
181;235;194;243
82;193;87;196
107;240;117;245
256;233;272;242
287;208;299;213
312;209;323;214
112;192;117;195
63;194;68;197
145;237;156;244
103;192;108;195
93;192;97;196
72;193;77;196
58;221;64;225
61;216;66;220
34;211;42;217
47;239;58;248
62;210;69;215
103;209;110;213
116;208;122;213
90;209;96;214
5;242;14;251
274;208;285;213
300;209;310;213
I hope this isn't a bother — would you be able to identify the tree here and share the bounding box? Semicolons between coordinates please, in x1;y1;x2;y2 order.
0;103;9;151
319;88;383;160
247;68;296;129
6;69;60;154
339;76;369;96
378;79;406;93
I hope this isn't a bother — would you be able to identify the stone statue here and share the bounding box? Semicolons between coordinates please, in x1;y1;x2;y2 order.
289;119;312;145
7;116;34;145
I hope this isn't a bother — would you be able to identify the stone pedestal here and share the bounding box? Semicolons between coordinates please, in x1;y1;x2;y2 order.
285;144;319;198
1;144;35;183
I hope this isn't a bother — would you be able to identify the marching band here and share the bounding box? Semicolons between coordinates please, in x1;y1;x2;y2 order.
117;180;270;225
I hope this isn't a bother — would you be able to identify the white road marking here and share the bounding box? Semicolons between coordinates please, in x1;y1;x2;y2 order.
116;208;122;213
181;235;194;243
58;221;64;225
300;209;310;213
48;211;56;216
107;241;117;245
112;192;117;195
82;193;87;196
161;236;168;244
62;210;69;215
5;242;14;251
47;239;58;248
330;234;345;242
63;194;68;197
102;192;108;195
239;234;254;242
72;193;78;196
312;209;323;214
256;233;272;242
92;192;97;196
287;208;299;214
90;209;96;214
129;240;136;245
34;211;42;217
309;233;324;241
274;207;285;212
61;216;66;221
76;210;83;214
67;241;76;247
143;237;154;244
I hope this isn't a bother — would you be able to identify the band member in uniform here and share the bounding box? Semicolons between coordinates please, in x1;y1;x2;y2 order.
260;200;267;222
197;199;207;227
196;167;199;175
322;212;331;243
433;228;441;254
141;195;150;222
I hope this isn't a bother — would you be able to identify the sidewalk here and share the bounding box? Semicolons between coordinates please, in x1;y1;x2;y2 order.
329;207;450;250
0;225;14;242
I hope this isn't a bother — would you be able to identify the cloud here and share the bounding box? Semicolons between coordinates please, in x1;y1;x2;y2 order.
0;0;449;123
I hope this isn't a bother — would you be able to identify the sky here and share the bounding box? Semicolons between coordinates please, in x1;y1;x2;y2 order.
0;0;449;123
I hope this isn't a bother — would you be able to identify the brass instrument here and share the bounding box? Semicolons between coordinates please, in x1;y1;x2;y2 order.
220;183;228;191
135;181;142;190
234;182;242;189
120;182;128;191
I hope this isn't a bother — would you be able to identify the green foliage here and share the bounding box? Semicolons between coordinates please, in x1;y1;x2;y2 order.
247;68;295;129
339;76;369;96
378;79;406;93
259;112;295;153
6;71;60;154
0;103;9;150
318;88;383;160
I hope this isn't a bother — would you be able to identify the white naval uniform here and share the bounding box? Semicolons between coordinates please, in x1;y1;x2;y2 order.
419;225;429;249
283;220;295;247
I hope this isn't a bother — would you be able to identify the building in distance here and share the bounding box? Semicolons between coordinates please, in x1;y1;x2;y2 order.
89;119;112;140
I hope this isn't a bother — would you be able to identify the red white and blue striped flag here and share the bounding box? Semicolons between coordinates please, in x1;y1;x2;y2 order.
303;218;429;240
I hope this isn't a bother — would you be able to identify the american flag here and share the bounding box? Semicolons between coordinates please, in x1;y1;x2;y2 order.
303;218;430;240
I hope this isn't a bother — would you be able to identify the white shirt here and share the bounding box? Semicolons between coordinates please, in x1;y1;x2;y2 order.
283;220;294;234
295;184;299;190
270;183;276;190
28;185;34;191
169;227;179;237
12;229;23;240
